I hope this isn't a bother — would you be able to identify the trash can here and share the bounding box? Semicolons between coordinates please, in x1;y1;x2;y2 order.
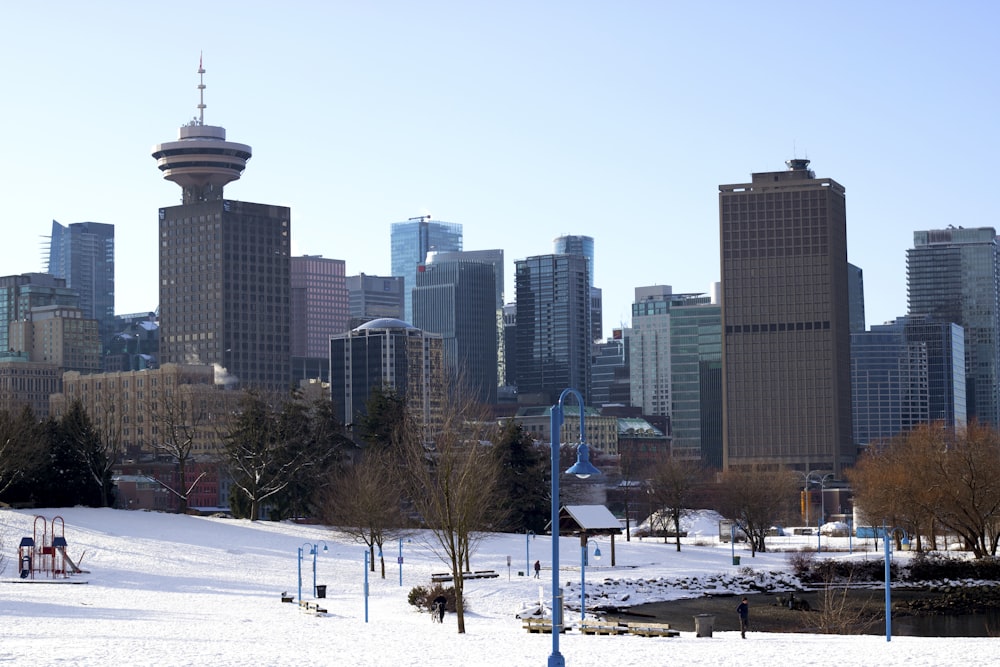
732;556;741;566
315;585;327;599
694;614;715;638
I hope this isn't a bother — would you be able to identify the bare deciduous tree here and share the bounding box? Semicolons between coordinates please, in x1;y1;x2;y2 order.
322;449;408;578
646;457;706;551
849;421;1000;557
146;384;215;513
399;392;506;634
714;466;798;556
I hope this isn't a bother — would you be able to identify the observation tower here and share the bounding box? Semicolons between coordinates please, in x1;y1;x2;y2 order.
151;57;251;204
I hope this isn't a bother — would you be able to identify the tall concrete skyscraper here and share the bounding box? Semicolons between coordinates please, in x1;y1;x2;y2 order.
153;60;290;390
514;253;592;405
46;220;116;347
907;226;1000;425
390;215;462;323
719;159;854;475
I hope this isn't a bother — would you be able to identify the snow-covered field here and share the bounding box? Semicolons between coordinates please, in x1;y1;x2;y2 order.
0;507;995;666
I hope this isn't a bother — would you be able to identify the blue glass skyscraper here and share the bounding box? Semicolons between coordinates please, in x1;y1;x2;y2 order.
47;220;115;348
390;216;462;323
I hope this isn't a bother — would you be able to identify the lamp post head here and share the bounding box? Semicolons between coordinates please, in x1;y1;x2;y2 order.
565;442;601;479
593;544;602;561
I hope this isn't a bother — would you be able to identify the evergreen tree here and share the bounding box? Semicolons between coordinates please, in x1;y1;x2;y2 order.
493;419;549;533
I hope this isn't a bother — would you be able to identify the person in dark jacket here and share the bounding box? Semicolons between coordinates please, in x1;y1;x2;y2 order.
534;560;541;578
736;597;749;638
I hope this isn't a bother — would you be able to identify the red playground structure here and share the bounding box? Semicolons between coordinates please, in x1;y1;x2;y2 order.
18;515;83;579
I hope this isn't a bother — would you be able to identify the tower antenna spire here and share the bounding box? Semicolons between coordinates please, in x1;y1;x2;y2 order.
197;52;206;125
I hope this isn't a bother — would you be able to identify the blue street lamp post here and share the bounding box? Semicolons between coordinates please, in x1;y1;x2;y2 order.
297;541;328;602
883;524;908;642
397;538;409;587
364;549;370;623
548;388;601;667
730;523;736;563
580;538;601;621
526;530;535;576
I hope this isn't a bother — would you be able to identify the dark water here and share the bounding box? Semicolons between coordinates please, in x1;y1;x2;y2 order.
889;611;1000;637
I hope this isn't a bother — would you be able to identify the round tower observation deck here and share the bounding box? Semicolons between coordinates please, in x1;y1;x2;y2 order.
152;57;251;204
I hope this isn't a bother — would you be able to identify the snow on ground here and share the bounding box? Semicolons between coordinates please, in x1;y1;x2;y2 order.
0;507;995;667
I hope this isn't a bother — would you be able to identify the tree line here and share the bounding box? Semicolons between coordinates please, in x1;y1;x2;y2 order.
847;421;1000;558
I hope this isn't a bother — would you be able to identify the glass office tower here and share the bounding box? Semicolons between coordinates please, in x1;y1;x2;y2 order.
513;253;592;405
390;217;462;323
907;226;1000;425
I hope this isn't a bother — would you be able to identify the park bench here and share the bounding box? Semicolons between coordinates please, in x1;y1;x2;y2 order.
299;600;327;615
578;620;626;635
522;617;567;634
625;621;680;638
431;570;500;583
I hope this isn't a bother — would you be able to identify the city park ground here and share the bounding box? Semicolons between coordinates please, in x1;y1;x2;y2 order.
1;507;997;667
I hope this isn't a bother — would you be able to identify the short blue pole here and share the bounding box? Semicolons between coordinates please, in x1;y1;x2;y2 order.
364;549;370;623
884;522;891;642
731;523;735;562
526;530;535;576
297;546;303;602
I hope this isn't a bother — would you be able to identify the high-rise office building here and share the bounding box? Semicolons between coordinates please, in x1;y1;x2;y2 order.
291;255;349;358
390;216;462;323
907;226;1000;425
851;315;966;447
413;259;498;405
9;304;101;374
514;253;592;405
669;297;722;467
425;249;505;393
591;329;630;407
903;314;967;427
152;60;290;390
346;274;404;327
0;273;80;358
501;302;517;389
630;285;675;417
719;159;854;475
847;263;866;334
554;235;602;342
329;318;444;431
46;220;116;348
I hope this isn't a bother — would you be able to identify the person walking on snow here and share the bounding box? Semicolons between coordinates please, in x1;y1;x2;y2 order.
533;560;541;578
736;596;749;638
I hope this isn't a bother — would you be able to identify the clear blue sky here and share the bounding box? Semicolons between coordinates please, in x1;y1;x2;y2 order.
2;1;997;332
